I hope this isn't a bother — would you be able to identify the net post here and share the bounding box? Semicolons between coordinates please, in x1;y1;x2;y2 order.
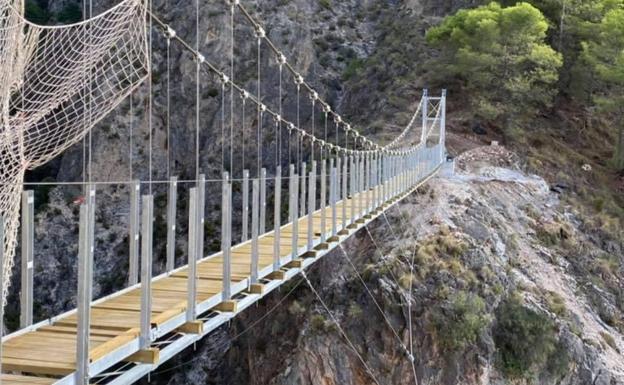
140;194;153;350
128;180;140;286
76;184;95;385
221;172;232;300
20;190;34;328
251;178;259;283
166;176;177;272
260;168;266;235
242;169;249;242
273;166;281;271
187;188;198;321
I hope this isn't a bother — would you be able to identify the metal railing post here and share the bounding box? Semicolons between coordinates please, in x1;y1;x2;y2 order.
187;188;198;321
221;172;232;300
330;166;337;237
421;89;429;144
336;157;341;217
441;89;447;160
198;174;206;260
341;155;347;229
291;165;299;261
366;153;371;214
20;190;34;328
242;169;249;242
260;168;266;235
76;185;95;385
166;177;177;272
320;160;326;243
299;162;306;218
359;153;364;217
350;155;355;222
140;194;153;350
273;166;281;271
251;178;259;283
307;168;315;252
128;181;140;285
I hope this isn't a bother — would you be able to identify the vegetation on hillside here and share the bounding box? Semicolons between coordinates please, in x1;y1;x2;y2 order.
426;2;563;136
423;0;623;242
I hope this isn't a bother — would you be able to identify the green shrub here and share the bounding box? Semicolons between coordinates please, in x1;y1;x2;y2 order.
348;303;363;319
545;291;567;317
288;300;305;316
432;291;490;351
310;314;327;331
600;331;619;352
494;294;569;380
343;58;365;80
318;0;331;11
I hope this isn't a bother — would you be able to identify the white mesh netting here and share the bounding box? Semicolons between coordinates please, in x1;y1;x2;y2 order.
0;0;149;304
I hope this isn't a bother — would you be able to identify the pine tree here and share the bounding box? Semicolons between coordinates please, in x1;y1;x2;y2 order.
426;2;563;137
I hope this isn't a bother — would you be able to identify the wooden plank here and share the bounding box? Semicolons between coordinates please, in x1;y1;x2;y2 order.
152;276;222;295
38;325;123;338
89;329;140;362
177;321;203;334
1;374;57;384
1;357;75;376
124;347;159;364
55;308;154;330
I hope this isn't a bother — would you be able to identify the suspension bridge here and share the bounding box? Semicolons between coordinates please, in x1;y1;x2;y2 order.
0;0;448;384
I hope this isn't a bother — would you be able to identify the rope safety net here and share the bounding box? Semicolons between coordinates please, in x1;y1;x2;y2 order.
0;0;149;304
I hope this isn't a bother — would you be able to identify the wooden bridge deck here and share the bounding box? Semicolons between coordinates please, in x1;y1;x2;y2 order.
1;165;439;384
